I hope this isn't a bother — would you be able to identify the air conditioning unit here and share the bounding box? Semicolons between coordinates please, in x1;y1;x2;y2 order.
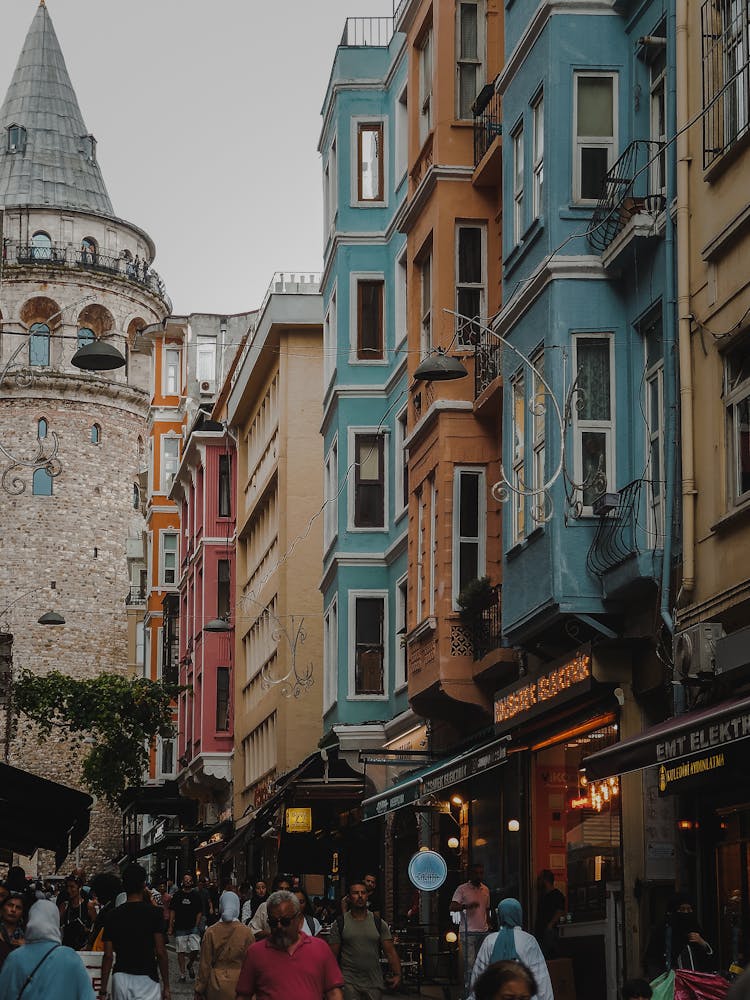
673;622;725;679
199;380;215;396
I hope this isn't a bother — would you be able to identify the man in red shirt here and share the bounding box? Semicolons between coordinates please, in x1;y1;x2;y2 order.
236;890;344;1000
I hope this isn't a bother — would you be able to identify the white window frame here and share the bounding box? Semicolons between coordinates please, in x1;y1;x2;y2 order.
395;406;409;517
532;93;544;219
649;55;667;198
572;333;616;514
429;476;437;615
511;371;526;544
196;337;215;384
395;575;408;691
416;484;425;619
395;245;408;348
646;358;665;543
155;626;164;680
455;222;486;347
324;283;337;389
531;347;546;501
419;28;434;145
725;348;750;507
161;434;180;494
513;124;524;245
157;736;176;779
350;115;388;208
160;530;179;588
143;627;152;682
452;466;487;608
348;426;389;532
136;621;145;674
347;589;389;701
323;595;338;712
349;271;387;366
420;251;432;359
324;436;339;551
324;136;338;235
396;85;409;186
573;72;618;203
456;0;486;120
163;346;181;396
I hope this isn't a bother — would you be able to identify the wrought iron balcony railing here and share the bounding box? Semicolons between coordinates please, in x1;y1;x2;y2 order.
472;584;502;661
586;140;666;253
473;86;502;167
474;324;501;397
341;17;394;47
7;242;172;312
586;479;643;578
125;585;146;605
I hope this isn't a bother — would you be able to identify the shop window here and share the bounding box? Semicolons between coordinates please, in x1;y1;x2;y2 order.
215;667;230;732
351;593;386;697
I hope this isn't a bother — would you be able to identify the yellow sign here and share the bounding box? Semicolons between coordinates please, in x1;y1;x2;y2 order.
495;653;591;725
658;752;726;793
285;807;312;833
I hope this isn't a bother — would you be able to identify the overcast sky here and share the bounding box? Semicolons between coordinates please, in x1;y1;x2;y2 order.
0;1;393;315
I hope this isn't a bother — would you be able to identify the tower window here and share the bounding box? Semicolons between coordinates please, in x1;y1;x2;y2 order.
91;424;101;445
31;232;52;261
37;418;48;440
29;323;50;366
7;124;26;152
78;327;95;348
32;468;53;496
82;134;97;162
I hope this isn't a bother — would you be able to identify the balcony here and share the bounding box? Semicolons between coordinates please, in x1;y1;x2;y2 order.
473;86;502;168
340;17;394;46
6;242;172;312
586;479;663;599
586;140;666;266
471;584;502;661
125;585;146;606
474;325;501;400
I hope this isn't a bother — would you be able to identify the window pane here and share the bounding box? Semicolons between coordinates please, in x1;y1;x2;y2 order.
358;437;381;480
459;64;478;118
358;281;383;357
577;77;614;136
460;3;478;57
581;431;608;505
737;397;750;496
216;667;230;731
577;339;611;420
458;287;482;325
355;597;384;695
29;324;50;366
459;472;480;537
32;468;53;496
458;227;482;283
459;541;479;591
359;126;382;200
580;147;609;200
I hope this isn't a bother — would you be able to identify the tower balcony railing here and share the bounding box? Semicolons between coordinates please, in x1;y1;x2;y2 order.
474;324;501;398
5;241;172;312
472;584;502;661
586;479;644;578
340;17;394;46
473;85;502;167
586;140;666;253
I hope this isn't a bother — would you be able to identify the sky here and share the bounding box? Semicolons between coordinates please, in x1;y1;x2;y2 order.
0;1;393;315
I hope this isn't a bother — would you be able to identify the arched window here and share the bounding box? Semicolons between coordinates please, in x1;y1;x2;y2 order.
37;418;48;440
32;468;53;496
78;327;95;349
91;424;101;445
133;482;140;510
29;323;50;366
31;231;52;261
7;124;26;152
80;238;97;265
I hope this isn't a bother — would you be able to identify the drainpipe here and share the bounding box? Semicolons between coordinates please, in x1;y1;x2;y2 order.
675;0;696;611
660;0;680;638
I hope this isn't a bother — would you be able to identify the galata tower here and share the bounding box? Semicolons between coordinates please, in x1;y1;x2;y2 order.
0;2;171;871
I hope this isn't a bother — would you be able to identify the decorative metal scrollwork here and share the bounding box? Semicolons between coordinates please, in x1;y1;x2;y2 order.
259;614;315;699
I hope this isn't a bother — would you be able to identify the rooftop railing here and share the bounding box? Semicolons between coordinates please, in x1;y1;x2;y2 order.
7;241;173;312
341;17;394;47
586;140;666;253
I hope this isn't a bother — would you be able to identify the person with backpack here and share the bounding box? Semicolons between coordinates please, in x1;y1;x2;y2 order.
59;875;95;951
295;889;322;937
328;881;401;1000
194;890;254;1000
469;899;553;1000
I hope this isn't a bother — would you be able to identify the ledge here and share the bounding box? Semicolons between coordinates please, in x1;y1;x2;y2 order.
710;500;750;533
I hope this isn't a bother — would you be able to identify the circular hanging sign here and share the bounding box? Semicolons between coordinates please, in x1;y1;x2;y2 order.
408;850;448;891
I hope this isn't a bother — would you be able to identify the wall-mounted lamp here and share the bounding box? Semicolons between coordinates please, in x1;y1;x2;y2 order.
445;931;458;944
507;819;520;833
447;836;460;850
451;795;464;806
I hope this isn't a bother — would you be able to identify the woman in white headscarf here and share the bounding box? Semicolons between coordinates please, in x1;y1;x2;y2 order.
0;898;95;1000
195;891;254;1000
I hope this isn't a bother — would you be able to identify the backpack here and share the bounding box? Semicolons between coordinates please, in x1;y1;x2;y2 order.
305;914;317;936
336;912;384;952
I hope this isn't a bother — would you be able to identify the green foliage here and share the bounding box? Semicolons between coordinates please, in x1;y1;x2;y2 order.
13;670;181;805
456;576;494;623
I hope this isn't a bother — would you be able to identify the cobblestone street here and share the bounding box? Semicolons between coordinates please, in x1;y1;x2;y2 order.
168;948;196;999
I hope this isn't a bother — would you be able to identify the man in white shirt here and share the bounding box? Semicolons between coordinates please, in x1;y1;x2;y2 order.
450;864;491;977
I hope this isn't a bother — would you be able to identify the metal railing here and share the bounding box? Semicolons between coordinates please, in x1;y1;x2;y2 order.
474;325;501;397
125;586;146;605
7;242;172;312
702;0;750;168
472;585;502;661
341;17;394;47
586;140;666;253
393;0;410;28
586;479;643;578
474;88;502;166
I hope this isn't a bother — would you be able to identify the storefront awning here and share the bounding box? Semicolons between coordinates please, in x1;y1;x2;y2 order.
582;694;750;780
0;763;92;869
361;737;509;821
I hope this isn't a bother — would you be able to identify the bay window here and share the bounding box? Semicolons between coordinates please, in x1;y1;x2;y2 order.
573;334;615;510
574;74;616;202
351;594;386;697
453;467;486;605
353;432;386;528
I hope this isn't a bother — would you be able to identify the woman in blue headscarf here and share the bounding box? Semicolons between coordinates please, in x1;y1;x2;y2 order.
469;899;553;1000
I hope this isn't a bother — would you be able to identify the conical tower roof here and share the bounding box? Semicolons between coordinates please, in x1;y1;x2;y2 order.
0;2;114;216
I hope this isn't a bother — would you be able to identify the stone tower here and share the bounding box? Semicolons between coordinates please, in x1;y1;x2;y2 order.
0;3;171;872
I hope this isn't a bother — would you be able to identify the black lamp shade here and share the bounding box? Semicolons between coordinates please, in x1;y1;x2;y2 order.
71;340;126;372
38;610;65;626
413;351;469;382
204;617;232;633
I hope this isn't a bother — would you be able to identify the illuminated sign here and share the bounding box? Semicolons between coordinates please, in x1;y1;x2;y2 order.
658;752;726;794
494;653;592;731
285;807;312;833
656;714;750;763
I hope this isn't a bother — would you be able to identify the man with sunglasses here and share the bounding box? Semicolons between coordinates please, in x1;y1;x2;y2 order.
236;890;344;1000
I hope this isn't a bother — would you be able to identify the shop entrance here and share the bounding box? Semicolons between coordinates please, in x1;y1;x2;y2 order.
715;805;750;970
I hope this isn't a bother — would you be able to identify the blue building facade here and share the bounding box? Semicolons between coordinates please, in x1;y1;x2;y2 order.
489;0;678;990
318;21;414;760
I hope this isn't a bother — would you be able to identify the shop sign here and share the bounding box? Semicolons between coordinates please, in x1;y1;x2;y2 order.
655;713;750;763
494;652;592;733
253;775;275;807
285;807;312;833
408;850;448;891
658;752;726;794
421;742;508;797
